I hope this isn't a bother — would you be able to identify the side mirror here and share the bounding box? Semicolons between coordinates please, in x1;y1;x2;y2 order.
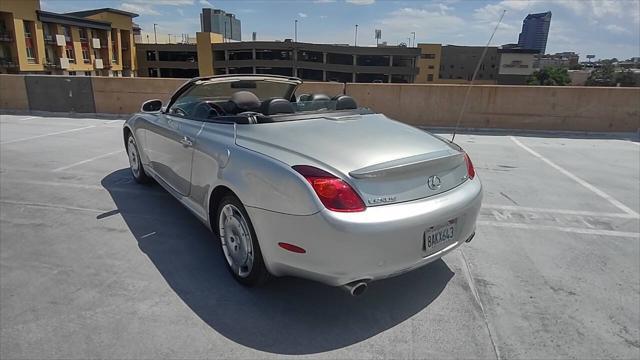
141;99;163;113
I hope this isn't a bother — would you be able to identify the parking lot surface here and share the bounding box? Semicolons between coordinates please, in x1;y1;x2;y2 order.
1;113;638;359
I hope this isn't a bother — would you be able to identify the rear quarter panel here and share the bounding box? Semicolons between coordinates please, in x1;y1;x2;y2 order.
192;122;322;219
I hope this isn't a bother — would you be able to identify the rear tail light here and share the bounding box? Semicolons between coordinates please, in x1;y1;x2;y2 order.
293;165;366;212
464;152;476;179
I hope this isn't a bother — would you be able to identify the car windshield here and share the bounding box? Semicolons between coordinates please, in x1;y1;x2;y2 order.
186;79;296;101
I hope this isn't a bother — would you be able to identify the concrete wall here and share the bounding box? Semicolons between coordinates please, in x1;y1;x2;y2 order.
0;74;29;110
346;83;640;132
298;81;344;97
92;76;186;113
1;74;638;132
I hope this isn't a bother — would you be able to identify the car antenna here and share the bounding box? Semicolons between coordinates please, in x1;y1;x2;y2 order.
451;10;506;142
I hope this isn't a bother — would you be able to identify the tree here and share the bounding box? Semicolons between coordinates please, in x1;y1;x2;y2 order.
585;62;616;86
527;67;572;86
615;69;636;87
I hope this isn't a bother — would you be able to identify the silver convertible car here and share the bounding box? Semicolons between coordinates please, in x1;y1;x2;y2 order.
124;74;482;296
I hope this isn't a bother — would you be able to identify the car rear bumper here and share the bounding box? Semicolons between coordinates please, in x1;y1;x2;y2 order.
246;177;482;287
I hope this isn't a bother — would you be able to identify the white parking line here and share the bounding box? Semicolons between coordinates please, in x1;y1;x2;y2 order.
0;125;96;145
18;116;38;121
0;199;107;214
478;221;639;238
482;204;638;219
510;136;639;218
52;150;123;172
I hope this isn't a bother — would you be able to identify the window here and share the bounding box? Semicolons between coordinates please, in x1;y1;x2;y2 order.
63;26;71;42
65;46;75;63
79;29;87;41
23;21;36;63
421;53;436;59
428;65;434;69
111;30;118;63
427;74;434;82
85;71;91;76
82;48;90;63
23;21;32;38
68;71;76;75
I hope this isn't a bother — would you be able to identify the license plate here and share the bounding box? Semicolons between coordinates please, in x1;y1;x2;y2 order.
423;219;457;255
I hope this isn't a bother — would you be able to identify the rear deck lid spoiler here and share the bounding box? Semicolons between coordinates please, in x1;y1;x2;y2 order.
349;149;463;179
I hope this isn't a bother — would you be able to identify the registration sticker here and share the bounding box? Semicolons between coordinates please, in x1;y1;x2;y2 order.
423;219;457;256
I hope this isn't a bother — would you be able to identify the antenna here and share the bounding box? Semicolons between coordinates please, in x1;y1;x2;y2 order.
451;10;506;142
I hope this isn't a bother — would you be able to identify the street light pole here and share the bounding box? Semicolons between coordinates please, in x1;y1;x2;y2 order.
168;33;172;44
295;19;298;42
354;24;358;46
411;32;416;47
153;23;157;44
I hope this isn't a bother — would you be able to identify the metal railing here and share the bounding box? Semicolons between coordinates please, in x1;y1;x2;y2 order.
0;31;13;41
0;57;17;67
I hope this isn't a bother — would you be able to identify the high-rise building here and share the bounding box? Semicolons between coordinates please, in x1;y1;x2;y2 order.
517;11;552;54
200;8;241;41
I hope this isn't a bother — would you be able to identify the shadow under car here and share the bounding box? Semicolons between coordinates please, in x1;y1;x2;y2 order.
100;168;454;355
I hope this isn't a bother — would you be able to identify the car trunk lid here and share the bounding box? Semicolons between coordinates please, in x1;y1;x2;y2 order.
235;113;468;206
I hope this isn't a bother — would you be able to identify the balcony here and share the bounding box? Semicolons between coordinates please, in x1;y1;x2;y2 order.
0;31;13;42
0;57;17;67
43;57;57;68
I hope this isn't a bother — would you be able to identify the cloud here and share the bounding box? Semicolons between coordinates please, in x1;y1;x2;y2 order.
128;0;194;4
314;0;336;3
605;24;631;35
379;7;466;44
346;0;375;5
199;0;214;7
120;2;161;15
298;12;308;18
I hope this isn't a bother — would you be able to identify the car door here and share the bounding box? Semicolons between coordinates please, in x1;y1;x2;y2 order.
145;107;203;196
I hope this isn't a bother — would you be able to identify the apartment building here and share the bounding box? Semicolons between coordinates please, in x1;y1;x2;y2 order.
0;0;138;76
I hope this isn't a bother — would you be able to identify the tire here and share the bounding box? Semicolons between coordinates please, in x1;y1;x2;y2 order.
126;133;151;184
215;194;269;286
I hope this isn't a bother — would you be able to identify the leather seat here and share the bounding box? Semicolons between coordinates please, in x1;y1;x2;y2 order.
226;91;261;114
261;98;295;115
332;95;358;110
309;93;331;110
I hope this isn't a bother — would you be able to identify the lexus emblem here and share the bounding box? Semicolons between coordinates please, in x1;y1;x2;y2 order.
427;175;442;190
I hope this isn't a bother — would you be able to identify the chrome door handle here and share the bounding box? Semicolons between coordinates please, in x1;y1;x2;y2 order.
179;136;193;147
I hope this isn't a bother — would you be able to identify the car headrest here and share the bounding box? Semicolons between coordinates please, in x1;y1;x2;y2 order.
332;95;357;110
261;98;295;115
229;91;261;112
310;93;331;102
298;93;312;102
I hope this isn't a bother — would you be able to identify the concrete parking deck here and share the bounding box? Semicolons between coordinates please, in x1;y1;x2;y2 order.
1;114;638;359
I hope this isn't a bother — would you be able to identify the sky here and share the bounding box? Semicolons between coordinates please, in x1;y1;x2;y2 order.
41;0;640;60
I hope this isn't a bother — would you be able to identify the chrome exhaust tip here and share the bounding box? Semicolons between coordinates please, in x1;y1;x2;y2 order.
465;232;476;243
342;281;368;296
